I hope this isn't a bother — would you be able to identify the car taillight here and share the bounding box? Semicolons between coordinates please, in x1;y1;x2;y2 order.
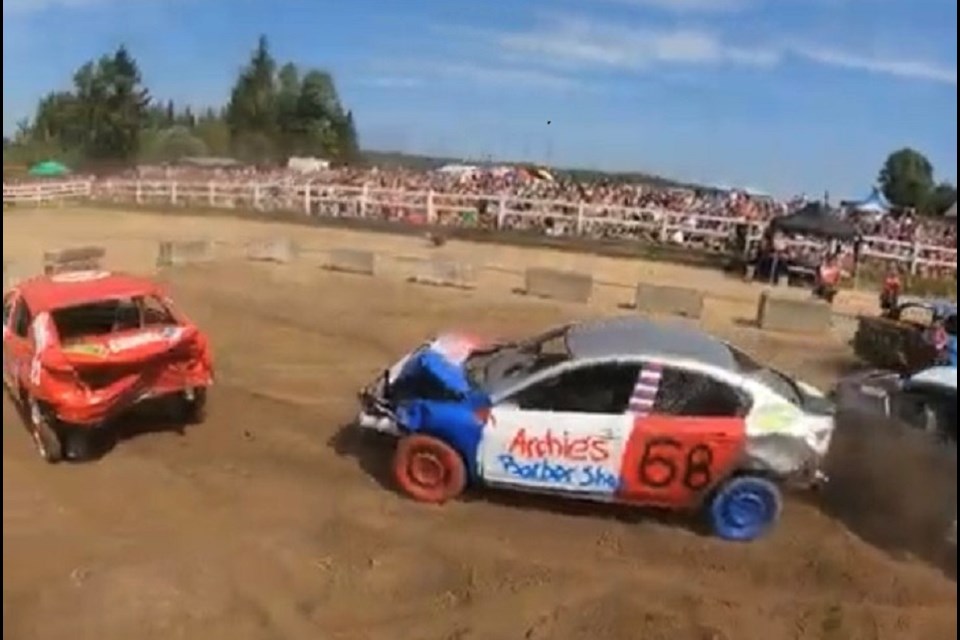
474;407;491;425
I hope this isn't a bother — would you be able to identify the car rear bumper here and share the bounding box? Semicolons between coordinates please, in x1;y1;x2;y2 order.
55;376;212;426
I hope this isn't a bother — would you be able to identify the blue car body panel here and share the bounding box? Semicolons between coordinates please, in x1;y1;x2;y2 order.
392;346;490;480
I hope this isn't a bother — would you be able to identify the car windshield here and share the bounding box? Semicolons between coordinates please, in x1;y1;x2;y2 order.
726;344;804;406
464;325;571;391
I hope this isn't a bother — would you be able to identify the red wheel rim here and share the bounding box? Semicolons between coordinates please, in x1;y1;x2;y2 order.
408;450;446;489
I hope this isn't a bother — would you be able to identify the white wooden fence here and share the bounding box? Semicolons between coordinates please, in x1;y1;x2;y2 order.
3;178;956;274
2;180;92;203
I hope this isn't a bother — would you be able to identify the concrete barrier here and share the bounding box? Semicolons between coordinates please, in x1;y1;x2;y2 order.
410;257;477;289
42;246;106;275
156;240;215;267
756;291;832;333
523;267;593;303
323;248;375;276
245;237;299;263
633;283;704;319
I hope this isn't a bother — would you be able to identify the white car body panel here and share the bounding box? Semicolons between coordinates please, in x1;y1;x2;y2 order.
478;406;630;496
359;339;835;489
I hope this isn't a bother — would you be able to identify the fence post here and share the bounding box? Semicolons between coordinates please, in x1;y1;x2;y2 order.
303;183;311;214
576;203;585;235
657;210;669;243
253;184;261;210
170;181;178;205
496;195;507;229
135;180;143;204
910;239;920;275
208;182;215;206
426;190;437;224
360;183;369;218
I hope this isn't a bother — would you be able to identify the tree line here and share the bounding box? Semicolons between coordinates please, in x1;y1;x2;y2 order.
3;35;359;168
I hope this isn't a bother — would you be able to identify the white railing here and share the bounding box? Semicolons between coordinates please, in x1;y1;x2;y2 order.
3;180;92;203
4;178;956;274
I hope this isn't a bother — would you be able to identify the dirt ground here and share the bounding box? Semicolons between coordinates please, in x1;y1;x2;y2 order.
3;207;956;640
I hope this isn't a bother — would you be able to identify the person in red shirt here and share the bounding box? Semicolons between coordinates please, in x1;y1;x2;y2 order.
880;265;902;315
814;253;842;303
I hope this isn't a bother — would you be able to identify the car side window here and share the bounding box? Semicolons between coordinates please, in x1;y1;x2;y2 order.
12;300;32;338
513;363;641;414
2;294;13;327
655;367;748;418
141;295;176;325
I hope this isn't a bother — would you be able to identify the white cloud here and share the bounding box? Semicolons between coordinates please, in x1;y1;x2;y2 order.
371;58;585;91
495;15;956;84
792;45;957;85
433;61;585;90
4;0;114;14
358;76;423;89
498;16;779;70
597;0;755;13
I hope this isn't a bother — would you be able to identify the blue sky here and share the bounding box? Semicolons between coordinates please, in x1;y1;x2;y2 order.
3;0;957;197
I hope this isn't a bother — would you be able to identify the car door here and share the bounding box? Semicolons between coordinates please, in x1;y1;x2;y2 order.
618;363;749;508
3;295;33;391
478;361;639;498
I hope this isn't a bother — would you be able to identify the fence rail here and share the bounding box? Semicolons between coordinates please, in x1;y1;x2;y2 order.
4;178;956;273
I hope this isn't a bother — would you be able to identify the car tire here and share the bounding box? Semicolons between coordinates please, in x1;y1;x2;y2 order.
392;434;467;504
172;388;207;425
61;429;97;462
27;397;63;464
706;475;783;542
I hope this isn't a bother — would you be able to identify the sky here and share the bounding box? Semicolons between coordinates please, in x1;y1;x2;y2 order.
3;0;957;197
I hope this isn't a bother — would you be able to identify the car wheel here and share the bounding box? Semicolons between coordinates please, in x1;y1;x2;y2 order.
172;388;207;425
392;434;467;504
61;429;97;462
27;397;63;464
706;475;782;542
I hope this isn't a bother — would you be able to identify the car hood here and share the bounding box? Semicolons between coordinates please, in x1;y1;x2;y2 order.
795;379;836;416
387;332;491;401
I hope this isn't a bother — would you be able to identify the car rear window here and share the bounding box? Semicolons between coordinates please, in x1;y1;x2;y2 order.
52;296;176;342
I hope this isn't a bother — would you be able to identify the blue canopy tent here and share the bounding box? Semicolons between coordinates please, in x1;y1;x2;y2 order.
848;187;890;214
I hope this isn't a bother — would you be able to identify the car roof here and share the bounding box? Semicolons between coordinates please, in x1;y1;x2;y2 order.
907;366;957;392
565;316;737;371
14;271;164;313
898;297;957;318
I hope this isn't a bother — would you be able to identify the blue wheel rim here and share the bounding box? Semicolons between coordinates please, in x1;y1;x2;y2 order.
710;478;781;542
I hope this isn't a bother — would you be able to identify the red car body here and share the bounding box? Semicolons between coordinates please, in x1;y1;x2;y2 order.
2;270;213;427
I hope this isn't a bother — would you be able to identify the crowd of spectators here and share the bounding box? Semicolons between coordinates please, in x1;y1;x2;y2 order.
14;162;957;273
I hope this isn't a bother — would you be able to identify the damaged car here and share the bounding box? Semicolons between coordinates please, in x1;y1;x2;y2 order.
357;316;836;542
2;270;214;462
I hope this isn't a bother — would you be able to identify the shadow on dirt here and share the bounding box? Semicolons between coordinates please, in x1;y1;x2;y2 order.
329;422;703;535
6;392;193;463
820;408;957;579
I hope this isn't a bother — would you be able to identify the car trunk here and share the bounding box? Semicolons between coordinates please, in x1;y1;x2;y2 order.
46;299;207;402
59;330;201;392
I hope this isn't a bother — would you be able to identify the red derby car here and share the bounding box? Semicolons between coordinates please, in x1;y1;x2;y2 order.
2;270;213;462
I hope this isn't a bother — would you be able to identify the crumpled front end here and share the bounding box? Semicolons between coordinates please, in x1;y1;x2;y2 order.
357;333;486;435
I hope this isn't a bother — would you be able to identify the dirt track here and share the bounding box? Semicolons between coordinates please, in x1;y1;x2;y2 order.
3;208;957;640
